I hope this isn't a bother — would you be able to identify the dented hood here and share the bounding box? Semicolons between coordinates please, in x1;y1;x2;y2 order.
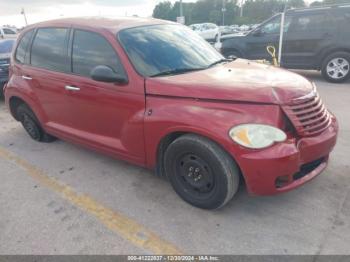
145;59;314;104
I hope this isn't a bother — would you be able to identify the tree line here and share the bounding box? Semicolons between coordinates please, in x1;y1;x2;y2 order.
152;0;350;25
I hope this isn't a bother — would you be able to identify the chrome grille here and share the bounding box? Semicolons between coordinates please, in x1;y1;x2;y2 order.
282;93;331;136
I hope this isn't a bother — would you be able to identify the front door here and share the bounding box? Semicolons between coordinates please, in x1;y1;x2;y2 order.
62;29;146;164
246;15;284;61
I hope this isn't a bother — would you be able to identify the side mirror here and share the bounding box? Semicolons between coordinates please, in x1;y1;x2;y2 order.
90;65;127;84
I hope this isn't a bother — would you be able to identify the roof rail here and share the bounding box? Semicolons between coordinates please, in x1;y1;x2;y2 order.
287;3;350;13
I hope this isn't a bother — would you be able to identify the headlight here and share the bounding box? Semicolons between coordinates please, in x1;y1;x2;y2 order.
229;124;287;149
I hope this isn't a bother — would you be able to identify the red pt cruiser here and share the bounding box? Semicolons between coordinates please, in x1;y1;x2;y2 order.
4;17;338;209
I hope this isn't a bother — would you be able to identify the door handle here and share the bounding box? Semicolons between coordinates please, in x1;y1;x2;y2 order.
65;85;80;91
22;75;32;80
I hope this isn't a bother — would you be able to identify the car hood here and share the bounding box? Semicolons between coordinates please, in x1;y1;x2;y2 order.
145;59;314;105
221;32;247;40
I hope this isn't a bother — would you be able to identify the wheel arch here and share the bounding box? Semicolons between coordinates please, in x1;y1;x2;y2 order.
9;96;28;121
319;48;350;69
155;130;244;184
222;47;244;58
8;94;47;124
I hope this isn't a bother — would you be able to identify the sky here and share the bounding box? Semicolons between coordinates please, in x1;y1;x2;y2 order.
0;0;197;28
1;0;313;28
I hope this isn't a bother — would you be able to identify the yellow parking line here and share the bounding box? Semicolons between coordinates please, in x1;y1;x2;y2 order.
0;146;182;255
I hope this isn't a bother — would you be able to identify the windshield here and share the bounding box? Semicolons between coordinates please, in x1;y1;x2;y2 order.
118;24;224;77
0;40;15;54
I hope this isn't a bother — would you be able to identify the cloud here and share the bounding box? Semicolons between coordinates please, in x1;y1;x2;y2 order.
0;0;195;27
0;0;151;16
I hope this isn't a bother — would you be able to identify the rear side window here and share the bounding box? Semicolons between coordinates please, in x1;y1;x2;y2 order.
72;30;124;77
31;28;69;72
15;30;34;64
289;13;326;32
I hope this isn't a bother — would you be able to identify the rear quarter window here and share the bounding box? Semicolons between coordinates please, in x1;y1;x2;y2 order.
15;29;34;64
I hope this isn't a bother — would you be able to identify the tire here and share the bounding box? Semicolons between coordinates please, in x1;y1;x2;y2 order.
224;50;242;59
0;83;4;99
321;52;350;83
16;104;56;143
214;34;219;42
164;134;240;210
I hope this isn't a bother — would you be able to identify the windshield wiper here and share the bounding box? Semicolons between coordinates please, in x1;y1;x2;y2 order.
207;58;235;68
150;68;205;77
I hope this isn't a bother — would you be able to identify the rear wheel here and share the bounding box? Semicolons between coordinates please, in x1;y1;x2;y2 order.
224;50;242;59
321;52;350;83
16;104;56;143
0;83;4;99
214;34;219;42
164;134;240;209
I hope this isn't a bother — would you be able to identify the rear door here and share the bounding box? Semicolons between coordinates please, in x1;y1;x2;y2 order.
22;27;74;127
333;7;350;48
282;10;332;69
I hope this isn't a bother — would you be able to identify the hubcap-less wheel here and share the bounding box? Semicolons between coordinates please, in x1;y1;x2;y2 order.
164;134;240;209
176;153;215;198
326;58;350;80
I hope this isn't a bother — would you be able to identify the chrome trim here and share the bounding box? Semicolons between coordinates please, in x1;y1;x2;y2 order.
22;76;32;80
65;85;80;91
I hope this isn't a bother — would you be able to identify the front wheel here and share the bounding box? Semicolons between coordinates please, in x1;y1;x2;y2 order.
164;134;240;210
321;52;350;83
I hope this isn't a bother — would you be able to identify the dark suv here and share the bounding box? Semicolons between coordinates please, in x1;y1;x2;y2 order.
0;39;15;97
221;4;350;83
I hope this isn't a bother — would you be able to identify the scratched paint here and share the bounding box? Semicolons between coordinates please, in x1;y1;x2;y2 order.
0;146;182;255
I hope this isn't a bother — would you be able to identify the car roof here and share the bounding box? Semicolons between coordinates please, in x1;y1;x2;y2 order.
24;16;176;34
287;3;350;14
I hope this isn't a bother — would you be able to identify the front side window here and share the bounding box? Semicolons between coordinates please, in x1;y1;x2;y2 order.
15;29;34;63
72;30;124;77
31;28;69;72
261;15;292;34
118;24;223;77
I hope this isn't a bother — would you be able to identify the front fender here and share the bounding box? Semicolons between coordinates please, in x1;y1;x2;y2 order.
144;95;284;170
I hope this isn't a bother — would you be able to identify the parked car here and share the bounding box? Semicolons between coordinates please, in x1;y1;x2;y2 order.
190;23;219;42
239;24;250;32
219;26;239;36
0;39;15;97
221;4;350;83
4;17;338;209
0;27;18;39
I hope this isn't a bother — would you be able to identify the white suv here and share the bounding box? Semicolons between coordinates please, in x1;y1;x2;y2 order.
190;23;219;42
0;27;18;39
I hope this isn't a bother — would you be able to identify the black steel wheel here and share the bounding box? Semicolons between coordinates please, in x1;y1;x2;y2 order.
21;113;41;141
16;103;57;143
164;134;240;209
175;153;216;199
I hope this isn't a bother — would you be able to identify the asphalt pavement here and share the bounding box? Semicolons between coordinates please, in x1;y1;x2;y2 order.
0;70;349;255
